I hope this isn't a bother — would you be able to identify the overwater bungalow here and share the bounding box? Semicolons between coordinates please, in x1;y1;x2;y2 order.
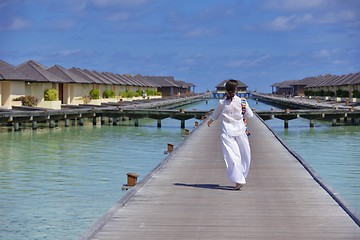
0;59;196;109
214;79;249;98
271;72;360;100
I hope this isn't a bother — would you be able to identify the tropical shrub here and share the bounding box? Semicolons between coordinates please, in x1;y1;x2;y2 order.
90;89;100;99
352;90;360;98
103;89;115;98
120;91;136;98
13;96;39;107
44;89;58;101
336;89;349;98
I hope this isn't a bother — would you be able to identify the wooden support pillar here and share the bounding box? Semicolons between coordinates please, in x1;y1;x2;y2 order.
157;119;161;128
93;117;97;125
332;118;337;126
113;117;118;126
49;120;55;128
181;120;185;129
79;118;84;126
101;116;105;125
14;122;20;131
65;119;70;127
32;121;37;130
284;120;289;129
134;119;139;127
309;120;314;128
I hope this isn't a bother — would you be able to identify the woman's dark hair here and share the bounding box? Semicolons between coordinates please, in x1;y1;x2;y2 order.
225;79;238;102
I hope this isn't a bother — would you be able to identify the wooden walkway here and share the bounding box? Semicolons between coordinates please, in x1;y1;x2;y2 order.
81;115;360;239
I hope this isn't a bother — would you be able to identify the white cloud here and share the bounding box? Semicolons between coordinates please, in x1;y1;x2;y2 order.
265;14;313;31
56;49;82;57
314;49;332;58
318;10;357;24
6;17;32;30
227;55;270;68
264;0;325;11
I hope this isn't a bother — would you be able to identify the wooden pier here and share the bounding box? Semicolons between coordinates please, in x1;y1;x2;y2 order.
0;95;211;130
81;115;360;239
256;109;360;128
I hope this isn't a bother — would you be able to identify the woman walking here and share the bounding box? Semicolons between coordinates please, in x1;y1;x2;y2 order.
207;79;253;190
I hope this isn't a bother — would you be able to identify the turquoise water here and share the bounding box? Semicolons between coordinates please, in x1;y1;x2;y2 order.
0;98;359;239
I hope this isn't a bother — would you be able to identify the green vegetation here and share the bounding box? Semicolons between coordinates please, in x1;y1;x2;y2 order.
44;89;58;101
336;89;349;98
120;91;138;98
13;96;39;107
90;89;100;99
305;90;335;97
352;90;360;98
103;89;116;98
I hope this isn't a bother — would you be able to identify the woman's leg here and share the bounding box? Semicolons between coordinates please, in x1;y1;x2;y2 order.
235;132;251;178
220;133;246;184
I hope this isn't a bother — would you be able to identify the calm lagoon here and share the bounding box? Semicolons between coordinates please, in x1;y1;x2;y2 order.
0;98;359;239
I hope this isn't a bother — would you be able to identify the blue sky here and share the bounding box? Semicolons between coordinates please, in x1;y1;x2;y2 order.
1;0;359;92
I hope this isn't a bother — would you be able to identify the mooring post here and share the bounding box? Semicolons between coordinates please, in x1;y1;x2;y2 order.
167;143;174;152
126;172;139;187
184;129;190;135
122;172;140;191
195;121;199;127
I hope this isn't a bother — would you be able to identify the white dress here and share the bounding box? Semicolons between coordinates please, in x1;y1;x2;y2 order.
210;96;254;184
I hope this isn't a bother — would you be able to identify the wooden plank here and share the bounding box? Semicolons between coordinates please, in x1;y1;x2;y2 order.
82;115;360;240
